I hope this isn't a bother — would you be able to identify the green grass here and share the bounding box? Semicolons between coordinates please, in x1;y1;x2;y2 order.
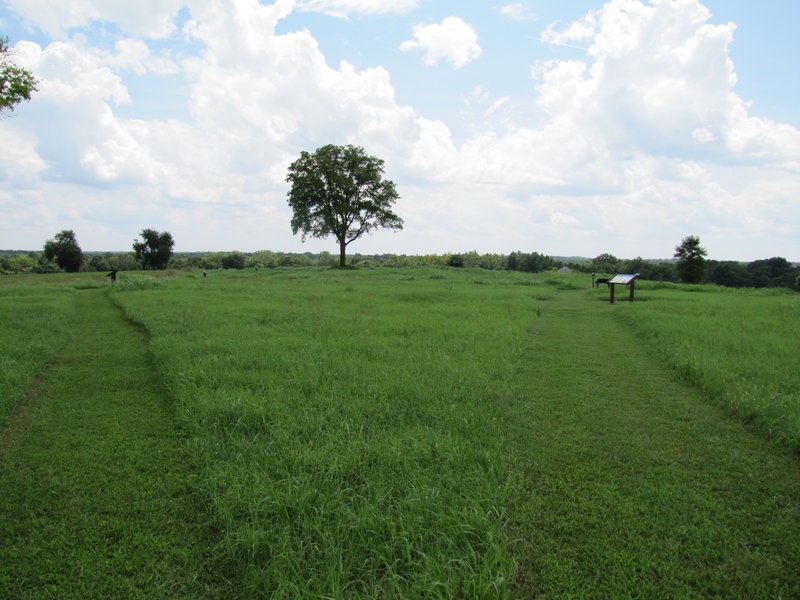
0;271;144;427
609;282;800;449
504;284;800;598
0;280;76;428
110;267;541;597
2;268;800;598
0;289;224;599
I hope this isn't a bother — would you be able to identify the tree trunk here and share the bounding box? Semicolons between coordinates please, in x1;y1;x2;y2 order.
339;239;346;268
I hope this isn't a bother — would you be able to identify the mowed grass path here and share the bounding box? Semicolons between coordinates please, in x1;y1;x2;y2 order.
0;290;223;599
505;288;800;598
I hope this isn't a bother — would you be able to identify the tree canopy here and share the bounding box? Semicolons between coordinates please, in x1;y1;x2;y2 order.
133;228;174;270
43;230;83;272
220;251;246;270
674;235;707;284
286;144;403;267
746;257;798;289
0;37;37;115
507;251;554;273
592;253;620;274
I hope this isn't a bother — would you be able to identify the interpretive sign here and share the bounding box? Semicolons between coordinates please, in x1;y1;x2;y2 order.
608;274;637;285
608;273;639;303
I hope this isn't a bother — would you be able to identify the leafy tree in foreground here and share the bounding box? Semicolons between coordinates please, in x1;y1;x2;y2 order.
133;228;174;270
286;144;403;268
1;37;38;115
43;229;83;272
674;235;707;284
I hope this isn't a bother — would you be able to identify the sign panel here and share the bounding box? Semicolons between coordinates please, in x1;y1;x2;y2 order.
608;274;638;285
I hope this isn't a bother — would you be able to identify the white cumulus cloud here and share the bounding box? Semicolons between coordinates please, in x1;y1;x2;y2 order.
400;16;482;69
412;0;800;258
296;0;418;18
4;0;186;38
500;3;537;21
535;0;800;167
0;0;458;252
1;0;798;260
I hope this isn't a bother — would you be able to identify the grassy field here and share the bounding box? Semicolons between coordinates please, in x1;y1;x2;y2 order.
0;272;164;427
0;289;223;599
0;277;77;428
611;281;800;449
504;279;800;598
109;268;537;597
2;267;800;598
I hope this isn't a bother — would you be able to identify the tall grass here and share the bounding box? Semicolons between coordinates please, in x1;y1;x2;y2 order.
4;269;800;597
0;279;76;427
111;267;545;597
0;289;224;599
612;283;800;449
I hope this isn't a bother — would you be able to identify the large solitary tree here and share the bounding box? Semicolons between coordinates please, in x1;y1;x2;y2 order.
43;229;83;272
286;144;403;268
674;235;707;284
1;37;38;115
133;228;174;270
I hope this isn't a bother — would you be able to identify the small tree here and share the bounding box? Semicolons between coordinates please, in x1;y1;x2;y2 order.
108;253;137;271
88;254;111;272
221;251;246;269
1;37;38;116
133;228;174;270
286;144;403;268
43;229;83;272
249;250;278;269
315;251;336;267
674;235;707;284
4;254;37;273
447;253;464;268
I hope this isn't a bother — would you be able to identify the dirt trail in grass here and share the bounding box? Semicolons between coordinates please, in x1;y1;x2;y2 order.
505;288;800;599
0;290;223;599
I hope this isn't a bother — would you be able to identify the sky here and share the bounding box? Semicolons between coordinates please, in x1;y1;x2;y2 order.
1;0;798;261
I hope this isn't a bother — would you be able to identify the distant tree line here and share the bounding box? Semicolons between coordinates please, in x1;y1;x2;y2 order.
0;228;175;274
3;246;797;290
565;250;799;290
706;257;799;289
